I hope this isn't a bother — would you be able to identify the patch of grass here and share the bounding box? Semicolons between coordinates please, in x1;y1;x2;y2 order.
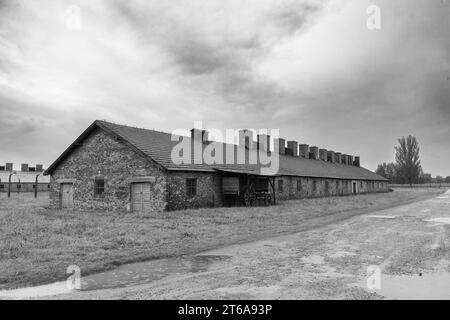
0;188;444;290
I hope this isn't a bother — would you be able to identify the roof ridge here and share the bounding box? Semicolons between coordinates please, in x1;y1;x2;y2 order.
96;119;171;136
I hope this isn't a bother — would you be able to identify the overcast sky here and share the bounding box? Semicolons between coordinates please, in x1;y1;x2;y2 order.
0;0;449;175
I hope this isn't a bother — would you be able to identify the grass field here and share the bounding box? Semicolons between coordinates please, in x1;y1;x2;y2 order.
0;188;445;290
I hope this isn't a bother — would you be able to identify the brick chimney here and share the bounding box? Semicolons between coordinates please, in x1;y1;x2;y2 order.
354;156;360;167
6;163;13;172
287;141;298;157
239;129;255;149
274;138;286;155
335;153;342;164
319;148;327;161
190;128;208;143
342;154;348;165
327;150;335;163
21;163;29;172
257;134;270;152
299;144;309;158
348;155;353;166
309;146;319;160
36;164;44;172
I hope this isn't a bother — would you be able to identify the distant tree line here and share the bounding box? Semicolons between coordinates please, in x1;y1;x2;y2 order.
375;135;450;185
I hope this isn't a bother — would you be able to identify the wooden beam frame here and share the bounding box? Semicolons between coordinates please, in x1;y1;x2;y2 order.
268;176;276;205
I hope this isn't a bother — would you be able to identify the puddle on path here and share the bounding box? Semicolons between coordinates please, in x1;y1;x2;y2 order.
356;272;450;300
0;254;233;299
367;215;396;219
329;251;357;259
425;217;450;225
301;254;325;265
0;281;74;300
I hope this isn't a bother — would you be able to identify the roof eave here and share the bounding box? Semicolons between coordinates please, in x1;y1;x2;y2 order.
44;120;100;175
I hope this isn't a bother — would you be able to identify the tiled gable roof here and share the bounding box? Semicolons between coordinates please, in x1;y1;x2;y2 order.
93;120;387;181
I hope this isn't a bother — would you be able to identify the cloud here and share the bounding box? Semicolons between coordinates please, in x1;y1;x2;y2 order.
0;0;449;175
269;0;326;34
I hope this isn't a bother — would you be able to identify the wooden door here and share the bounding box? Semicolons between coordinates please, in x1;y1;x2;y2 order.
352;181;357;195
132;183;151;212
61;183;74;208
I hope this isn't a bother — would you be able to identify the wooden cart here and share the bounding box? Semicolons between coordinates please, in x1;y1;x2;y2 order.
220;170;276;207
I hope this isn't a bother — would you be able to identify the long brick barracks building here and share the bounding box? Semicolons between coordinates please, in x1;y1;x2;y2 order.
0;163;50;193
45;120;388;212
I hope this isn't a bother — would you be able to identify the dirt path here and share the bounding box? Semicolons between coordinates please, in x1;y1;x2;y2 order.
4;189;446;300
1;189;448;299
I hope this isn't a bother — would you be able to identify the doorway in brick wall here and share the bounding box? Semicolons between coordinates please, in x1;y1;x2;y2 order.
131;182;152;212
60;183;74;208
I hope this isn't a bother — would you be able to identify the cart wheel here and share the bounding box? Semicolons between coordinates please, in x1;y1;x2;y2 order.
244;190;254;207
265;194;272;206
244;191;250;207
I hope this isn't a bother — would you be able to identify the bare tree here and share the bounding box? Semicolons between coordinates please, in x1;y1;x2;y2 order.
395;135;421;186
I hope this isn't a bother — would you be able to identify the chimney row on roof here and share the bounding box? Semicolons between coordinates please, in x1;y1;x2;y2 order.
189;128;361;167
1;163;44;172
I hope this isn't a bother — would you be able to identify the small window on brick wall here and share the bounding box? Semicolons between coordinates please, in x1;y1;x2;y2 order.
186;178;197;197
297;179;301;192
94;177;105;196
